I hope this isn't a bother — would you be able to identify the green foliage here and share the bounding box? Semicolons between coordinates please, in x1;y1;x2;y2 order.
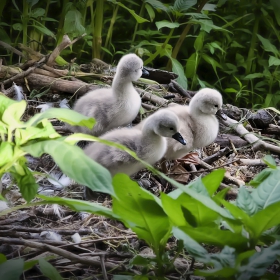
0;94;114;202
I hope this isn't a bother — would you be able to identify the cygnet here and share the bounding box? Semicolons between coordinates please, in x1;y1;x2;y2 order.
164;88;223;159
68;54;148;136
83;110;186;199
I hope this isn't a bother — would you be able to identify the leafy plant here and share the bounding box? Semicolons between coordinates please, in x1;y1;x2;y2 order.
0;94;114;202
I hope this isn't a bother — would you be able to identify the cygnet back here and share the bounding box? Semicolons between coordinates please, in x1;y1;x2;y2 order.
164;88;223;159
83;110;186;199
68;54;147;136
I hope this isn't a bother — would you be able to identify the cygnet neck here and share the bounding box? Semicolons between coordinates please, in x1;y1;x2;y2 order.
141;118;160;139
189;102;205;117
112;72;135;97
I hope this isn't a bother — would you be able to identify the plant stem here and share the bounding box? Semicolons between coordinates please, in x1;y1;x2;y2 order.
144;28;174;65
39;0;51;49
56;0;69;44
103;4;119;59
166;0;209;70
22;0;29;47
131;1;145;44
93;0;103;59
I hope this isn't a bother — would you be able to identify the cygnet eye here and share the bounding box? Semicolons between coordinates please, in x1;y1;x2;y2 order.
214;104;218;108
169;127;174;130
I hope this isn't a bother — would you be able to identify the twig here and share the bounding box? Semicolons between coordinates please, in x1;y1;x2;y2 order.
0;237;120;270
203;147;231;164
0;40;26;58
170;80;193;98
142;103;158;111
100;255;109;280
2;56;48;86
220;113;280;154
140;90;168;106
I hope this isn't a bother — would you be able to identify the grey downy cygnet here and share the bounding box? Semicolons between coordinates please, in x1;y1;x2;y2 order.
164;88;223;160
68;53;148;136
84;110;186;199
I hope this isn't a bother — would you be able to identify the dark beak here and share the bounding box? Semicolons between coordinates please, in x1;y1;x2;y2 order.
172;132;186;145
142;67;149;76
216;109;227;120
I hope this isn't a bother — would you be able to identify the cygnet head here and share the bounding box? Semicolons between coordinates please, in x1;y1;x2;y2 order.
189;88;223;115
144;110;186;145
116;53;146;82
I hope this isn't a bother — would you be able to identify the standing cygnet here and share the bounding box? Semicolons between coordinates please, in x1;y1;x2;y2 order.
164;88;223;159
68;54;148;136
84;110;186;199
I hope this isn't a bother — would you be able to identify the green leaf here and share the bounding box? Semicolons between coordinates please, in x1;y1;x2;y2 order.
0;258;24;280
144;0;169;12
270;0;280;26
0;142;14;167
23;259;38;271
38;195;116;218
177;225;248;249
26;108;95;128
64;9;85;35
112;174;171;252
250;201;280;237
249;168;274;188
172;227;208;257
10;157;39;202
236;187;259;216
185;52;198;79
116;2;149;23
263;155;277;168
173;0;197;12
12;23;22;31
155;20;180;30
269;56;280;67
145;3;155;22
201;53;222;79
170;57;188;89
39;258;63;280
2;100;26;128
251;167;280;209
31;8;45;18
196;267;237;278
202;169;225;196
257;34;279;56
244;73;264;79
32;22;55;39
22;140;115;196
0;253;7;264
194;31;204;52
237;241;280;279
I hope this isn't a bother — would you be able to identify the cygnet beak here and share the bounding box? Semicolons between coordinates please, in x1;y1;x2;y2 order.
172;132;186;145
216;109;227;120
142;67;149;76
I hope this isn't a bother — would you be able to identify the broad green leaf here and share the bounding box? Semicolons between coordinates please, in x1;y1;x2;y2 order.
162;192;219;227
201;54;222;79
130;255;155;267
263;155;277;168
116;2;149;23
155;20;180;30
185;52;198;78
194;31;204;52
10;157;39;202
249;168;274;188
270;0;280;26
190;19;227;33
269;56;280;67
31;8;45;18
32;22;55;38
145;3;155;22
237;241;280;280
26;108;95;128
22;140;115;196
172;227;209;261
244;73;264;79
0;258;24;280
250;201;280;237
144;0;169;12
23;260;38;271
64;9;85;35
177;225;248;249
257;34;279;56
188;176;210;196
12;23;22;31
15;121;60;146
196;267;237;278
251;167;280;209
202;169;225;196
173;0;197;12
0;142;14;167
38;195;116;218
112;174;171;252
170;57;188;89
236;187;258;216
39;258;63;280
2;100;26;128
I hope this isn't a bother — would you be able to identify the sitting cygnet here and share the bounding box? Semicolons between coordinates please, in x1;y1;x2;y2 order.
68;53;148;136
83;110;186;199
164;88;223;159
